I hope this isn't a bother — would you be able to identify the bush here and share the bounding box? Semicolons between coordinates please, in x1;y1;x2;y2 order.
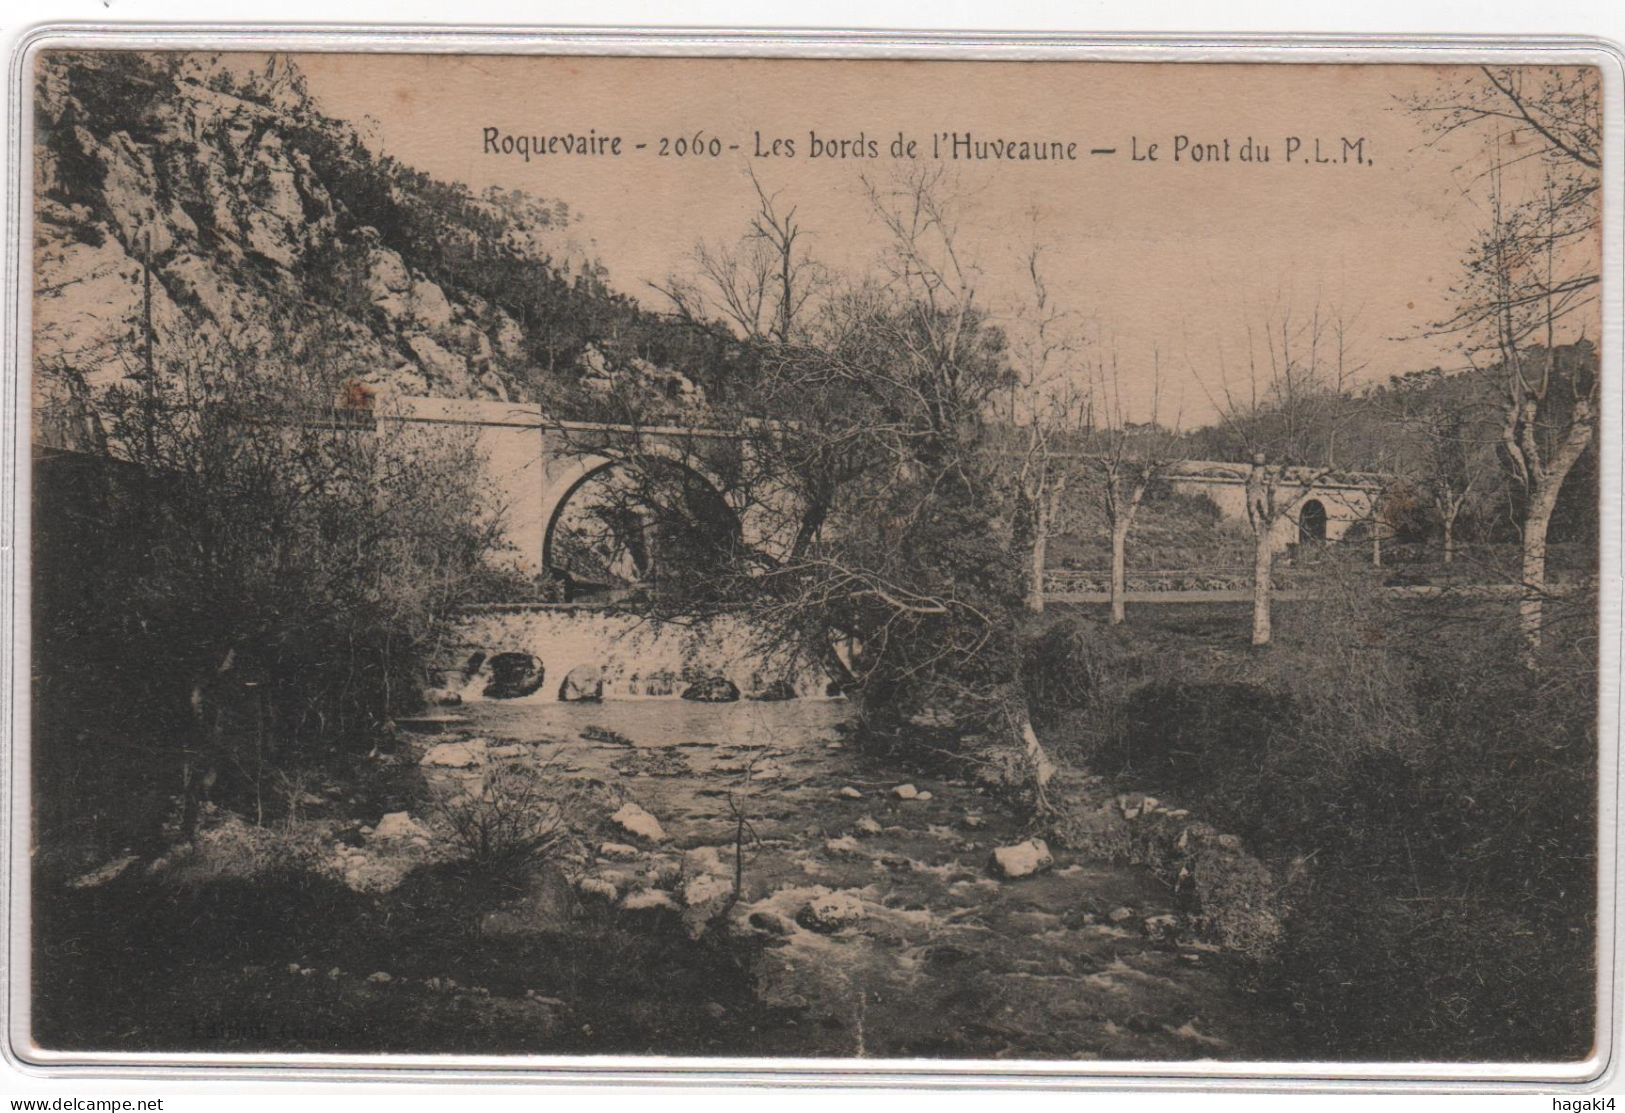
1267;874;1594;1061
1114;682;1300;796
426;758;593;879
1084;584;1598;1061
1022;618;1105;727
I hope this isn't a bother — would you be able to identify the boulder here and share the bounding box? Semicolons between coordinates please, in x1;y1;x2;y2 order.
599;841;642;861
578;877;620;903
406;277;455;330
797;891;866;934
483;652;546;700
366;245;412;296
404;333;471;392
892;784;920;800
989;838;1054;880
422;686;463;707
854;816;883;836
610;801;667;844
371;812;432;842
748;909;798;936
420;739;487;769
559;665;604;702
680;874;736;938
684;845;728;877
1143;913;1179;939
681;676;740;703
838;786;863;799
621;889;678;913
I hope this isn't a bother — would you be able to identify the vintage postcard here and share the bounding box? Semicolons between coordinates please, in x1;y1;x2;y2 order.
11;43;1614;1076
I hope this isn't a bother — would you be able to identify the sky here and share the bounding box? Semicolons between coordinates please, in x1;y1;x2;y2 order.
293;54;1588;427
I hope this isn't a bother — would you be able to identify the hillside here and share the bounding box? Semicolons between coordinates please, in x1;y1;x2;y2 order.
32;51;743;449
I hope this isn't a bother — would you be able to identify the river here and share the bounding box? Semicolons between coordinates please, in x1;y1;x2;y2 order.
440;692;1262;1060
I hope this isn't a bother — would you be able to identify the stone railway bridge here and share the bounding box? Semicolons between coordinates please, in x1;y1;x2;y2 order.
386;396;787;587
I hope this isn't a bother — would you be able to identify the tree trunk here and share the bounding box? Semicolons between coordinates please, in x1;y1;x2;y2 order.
1442;512;1456;565
1520;484;1558;664
1519;405;1594;665
1020;713;1056;788
1251;526;1273;647
1025;522;1048;614
1109;523;1129;625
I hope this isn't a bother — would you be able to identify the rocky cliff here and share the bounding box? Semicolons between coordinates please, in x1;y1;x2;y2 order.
32;51;730;449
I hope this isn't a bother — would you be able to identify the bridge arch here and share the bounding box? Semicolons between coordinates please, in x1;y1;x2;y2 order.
1299;498;1329;543
540;450;740;598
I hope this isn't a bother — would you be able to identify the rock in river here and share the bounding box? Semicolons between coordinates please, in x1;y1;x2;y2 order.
611;801;668;844
797;890;866;933
989;837;1054;880
748;909;799;936
622;889;678;913
578;877;620;903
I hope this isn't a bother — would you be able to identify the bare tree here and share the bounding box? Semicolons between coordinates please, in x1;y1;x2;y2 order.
656;166;826;343
1085;343;1183;625
1201;296;1363;646
1412;67;1601;661
1002;234;1087;614
1382;369;1498;565
578;167;1058;795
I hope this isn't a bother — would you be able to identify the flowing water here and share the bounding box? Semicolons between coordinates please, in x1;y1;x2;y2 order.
452;608;836;701
449;688;1263;1061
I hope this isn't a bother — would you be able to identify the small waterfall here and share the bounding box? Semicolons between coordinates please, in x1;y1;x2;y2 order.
450;607;837;703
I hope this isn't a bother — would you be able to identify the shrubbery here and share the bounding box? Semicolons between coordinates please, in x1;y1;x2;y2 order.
1047;564;1598;1061
427;759;596;881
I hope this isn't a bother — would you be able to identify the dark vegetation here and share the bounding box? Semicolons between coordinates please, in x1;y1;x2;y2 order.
1028;576;1597;1061
32;316;505;868
34;863;784;1055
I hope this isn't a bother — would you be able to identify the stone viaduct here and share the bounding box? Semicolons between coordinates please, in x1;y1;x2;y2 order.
1164;459;1386;553
384;396;775;583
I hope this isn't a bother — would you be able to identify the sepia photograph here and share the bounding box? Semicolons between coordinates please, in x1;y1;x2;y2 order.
14;45;1610;1071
